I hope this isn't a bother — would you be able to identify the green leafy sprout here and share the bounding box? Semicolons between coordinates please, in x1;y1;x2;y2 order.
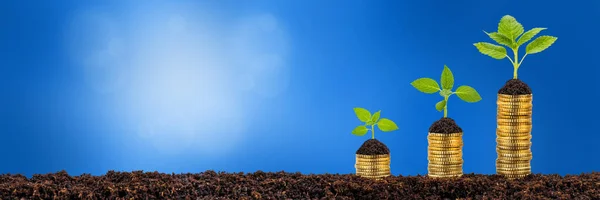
351;108;399;139
411;65;482;118
474;15;558;79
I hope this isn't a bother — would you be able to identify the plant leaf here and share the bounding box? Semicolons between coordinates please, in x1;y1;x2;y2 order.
474;42;507;59
377;118;399;132
517;28;546;46
353;107;371;123
411;78;440;94
498;15;524;41
352;125;368;136
371;110;381;123
525;35;557;54
455;85;482;103
486;31;514;48
441;65;454;90
435;100;446;112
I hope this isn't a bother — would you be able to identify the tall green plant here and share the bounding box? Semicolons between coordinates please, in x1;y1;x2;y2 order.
474;15;558;79
351;108;399;139
411;65;482;117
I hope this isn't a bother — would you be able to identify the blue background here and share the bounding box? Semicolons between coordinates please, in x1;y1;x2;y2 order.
1;0;598;177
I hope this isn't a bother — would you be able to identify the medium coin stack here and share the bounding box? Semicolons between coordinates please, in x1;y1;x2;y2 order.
355;154;391;180
427;132;463;178
496;94;533;179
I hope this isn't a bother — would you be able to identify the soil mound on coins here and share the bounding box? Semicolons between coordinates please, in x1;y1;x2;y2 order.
498;79;532;95
429;117;463;134
356;139;389;155
1;170;598;199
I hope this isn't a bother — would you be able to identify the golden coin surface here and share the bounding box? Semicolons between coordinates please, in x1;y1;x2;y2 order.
495;159;530;164
496;149;531;155
428;171;463;176
496;163;531;168
428;163;462;167
497;134;532;140
428;154;462;160
428;166;463;171
496;124;532;130
356;171;391;176
496;142;532;148
496;131;531;137
496;138;531;144
428;157;463;162
497;170;531;175
428;135;463;140
428;149;462;154
356;157;392;161
355;164;391;169
355;159;391;163
356;154;389;158
496;156;532;161
428;132;463;137
428;174;462;178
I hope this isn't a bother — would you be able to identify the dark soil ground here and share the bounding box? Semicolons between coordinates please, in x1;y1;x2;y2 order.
498;79;532;95
356;139;390;155
0;170;597;199
429;117;463;134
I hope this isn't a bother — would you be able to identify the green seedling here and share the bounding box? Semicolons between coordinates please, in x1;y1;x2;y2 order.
351;108;399;139
474;15;557;79
411;65;482;117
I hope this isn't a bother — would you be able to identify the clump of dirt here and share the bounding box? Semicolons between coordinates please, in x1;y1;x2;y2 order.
356;139;390;155
0;170;598;199
498;79;532;95
429;117;463;134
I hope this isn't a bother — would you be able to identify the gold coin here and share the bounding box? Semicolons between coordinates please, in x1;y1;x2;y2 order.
356;154;389;159
427;133;462;141
428;148;462;153
497;134;532;140
428;139;463;144
500;173;529;178
428;150;462;155
496;167;531;172
428;156;463;162
496;125;532;130
498;151;532;157
356;169;390;173
428;154;462;160
356;171;391;176
357;175;389;179
496;138;531;144
496;131;531;137
496;156;532;161
497;118;533;123
497;170;530;175
428;163;462;167
428;166;462;171
495;159;530;164
429;161;464;166
496;149;531;154
355;159;391;163
354;164;390;169
428;174;462;178
356;157;390;161
496;163;530;168
496;142;532;148
496;146;530;151
497;94;532;101
428;171;463;176
429;168;463;172
428;132;463;137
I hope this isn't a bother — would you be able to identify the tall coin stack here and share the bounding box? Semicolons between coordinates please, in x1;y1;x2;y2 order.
355;154;391;180
427;132;463;178
496;94;533;179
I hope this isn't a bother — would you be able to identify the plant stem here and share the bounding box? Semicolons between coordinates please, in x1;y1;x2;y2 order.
443;95;449;118
371;125;375;139
512;48;519;79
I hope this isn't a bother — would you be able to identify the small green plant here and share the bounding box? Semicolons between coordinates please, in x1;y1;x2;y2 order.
411;65;482;117
474;15;557;79
351;108;399;139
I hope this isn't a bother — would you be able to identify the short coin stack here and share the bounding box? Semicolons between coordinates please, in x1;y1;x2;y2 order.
496;94;533;179
355;154;391;180
427;132;463;178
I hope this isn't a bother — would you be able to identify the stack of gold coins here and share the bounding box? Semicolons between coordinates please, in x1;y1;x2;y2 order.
355;154;391;180
496;94;533;179
427;132;463;178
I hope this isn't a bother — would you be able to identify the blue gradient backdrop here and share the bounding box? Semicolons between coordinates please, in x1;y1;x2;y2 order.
1;0;599;177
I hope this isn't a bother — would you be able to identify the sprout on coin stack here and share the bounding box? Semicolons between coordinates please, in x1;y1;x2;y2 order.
474;15;557;179
411;65;482;178
351;108;399;180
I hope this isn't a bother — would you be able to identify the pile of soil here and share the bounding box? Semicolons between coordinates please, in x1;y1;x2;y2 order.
0;170;597;199
429;117;463;134
356;139;390;155
498;79;532;95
